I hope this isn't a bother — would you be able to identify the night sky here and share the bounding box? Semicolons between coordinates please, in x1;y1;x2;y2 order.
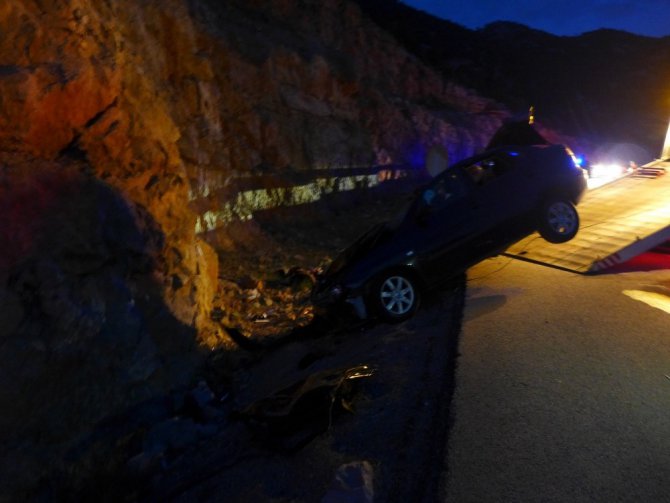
402;0;670;38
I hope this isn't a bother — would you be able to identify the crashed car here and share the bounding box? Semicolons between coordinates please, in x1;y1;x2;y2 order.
312;143;587;322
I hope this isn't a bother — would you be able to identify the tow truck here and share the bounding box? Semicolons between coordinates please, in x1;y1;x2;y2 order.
505;123;670;273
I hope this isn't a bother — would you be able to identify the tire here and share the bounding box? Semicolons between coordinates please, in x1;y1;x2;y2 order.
538;199;579;243
370;270;420;323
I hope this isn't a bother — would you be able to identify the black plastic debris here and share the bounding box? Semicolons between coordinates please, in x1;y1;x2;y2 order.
237;365;375;451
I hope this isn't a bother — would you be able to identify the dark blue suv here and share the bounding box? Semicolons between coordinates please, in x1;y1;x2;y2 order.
312;143;587;322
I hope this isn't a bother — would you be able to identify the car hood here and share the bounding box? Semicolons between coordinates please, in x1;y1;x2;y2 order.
325;222;392;279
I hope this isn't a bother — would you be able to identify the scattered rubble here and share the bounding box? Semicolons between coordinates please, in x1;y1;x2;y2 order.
212;266;321;342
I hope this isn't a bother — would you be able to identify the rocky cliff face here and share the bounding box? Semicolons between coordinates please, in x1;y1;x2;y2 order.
0;0;220;338
180;0;508;236
0;0;508;496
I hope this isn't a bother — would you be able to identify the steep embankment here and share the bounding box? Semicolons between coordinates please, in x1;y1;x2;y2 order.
0;0;508;496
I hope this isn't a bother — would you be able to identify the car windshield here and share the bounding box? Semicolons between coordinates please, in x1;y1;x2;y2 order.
404;170;469;220
425;172;467;206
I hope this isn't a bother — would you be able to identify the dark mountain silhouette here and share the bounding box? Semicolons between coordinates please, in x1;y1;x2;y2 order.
355;0;670;160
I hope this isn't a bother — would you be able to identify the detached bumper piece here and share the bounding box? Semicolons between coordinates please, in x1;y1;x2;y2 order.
237;365;376;452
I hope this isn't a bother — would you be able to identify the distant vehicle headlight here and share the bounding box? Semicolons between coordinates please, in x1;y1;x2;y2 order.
591;162;625;179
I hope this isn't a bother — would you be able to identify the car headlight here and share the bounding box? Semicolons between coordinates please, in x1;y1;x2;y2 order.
312;282;346;305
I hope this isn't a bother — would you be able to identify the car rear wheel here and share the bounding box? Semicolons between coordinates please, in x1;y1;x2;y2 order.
370;271;420;323
538;199;579;243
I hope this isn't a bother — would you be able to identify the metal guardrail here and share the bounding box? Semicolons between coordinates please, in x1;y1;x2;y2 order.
192;164;428;234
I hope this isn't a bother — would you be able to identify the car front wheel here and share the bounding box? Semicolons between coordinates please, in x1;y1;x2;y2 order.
538;199;579;243
370;271;420;323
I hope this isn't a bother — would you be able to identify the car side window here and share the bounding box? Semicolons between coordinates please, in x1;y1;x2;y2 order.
464;156;512;186
422;172;468;210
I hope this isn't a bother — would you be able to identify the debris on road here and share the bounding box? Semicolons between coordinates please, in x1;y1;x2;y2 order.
322;460;375;503
237;365;376;451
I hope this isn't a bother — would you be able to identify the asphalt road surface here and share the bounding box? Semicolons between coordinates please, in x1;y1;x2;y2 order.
443;254;670;502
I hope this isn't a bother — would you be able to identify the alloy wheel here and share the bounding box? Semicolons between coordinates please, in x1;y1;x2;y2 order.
380;275;416;316
547;201;577;235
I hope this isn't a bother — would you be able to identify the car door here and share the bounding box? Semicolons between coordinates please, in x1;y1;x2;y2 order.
463;151;537;255
408;169;480;283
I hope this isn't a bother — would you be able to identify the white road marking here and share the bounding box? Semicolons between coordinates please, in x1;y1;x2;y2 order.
622;289;670;314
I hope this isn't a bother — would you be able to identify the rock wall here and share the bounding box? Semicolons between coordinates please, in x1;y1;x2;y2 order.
183;0;508;233
0;1;224;496
0;159;207;497
0;0;221;339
